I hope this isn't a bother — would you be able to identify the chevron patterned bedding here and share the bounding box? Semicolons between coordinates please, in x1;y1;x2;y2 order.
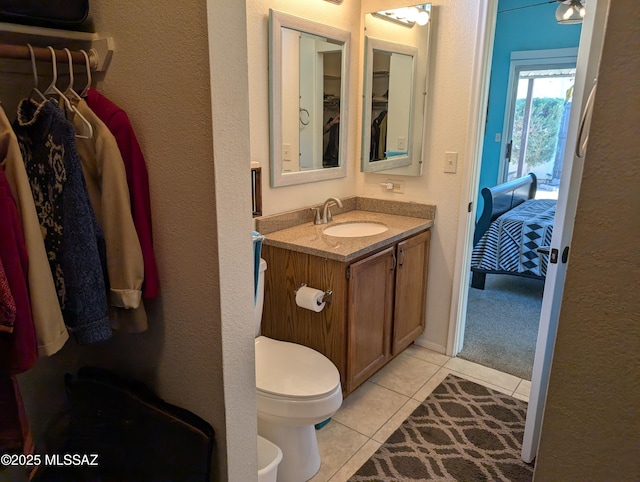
471;199;556;278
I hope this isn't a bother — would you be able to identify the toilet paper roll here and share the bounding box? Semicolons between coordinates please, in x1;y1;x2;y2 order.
295;286;326;313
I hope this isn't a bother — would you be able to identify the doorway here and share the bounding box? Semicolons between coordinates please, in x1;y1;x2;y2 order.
456;3;581;380
460;63;578;378
449;0;609;463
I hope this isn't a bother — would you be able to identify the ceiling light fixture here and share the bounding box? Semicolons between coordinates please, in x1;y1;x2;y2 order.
555;0;586;24
372;4;431;28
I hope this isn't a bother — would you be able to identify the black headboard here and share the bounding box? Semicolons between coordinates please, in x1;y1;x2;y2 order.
473;173;537;246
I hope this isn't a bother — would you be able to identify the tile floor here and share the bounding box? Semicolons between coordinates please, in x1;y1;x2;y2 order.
309;344;531;482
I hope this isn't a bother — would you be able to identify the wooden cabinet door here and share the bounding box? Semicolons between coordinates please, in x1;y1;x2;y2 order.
347;246;395;392
392;230;430;355
261;245;349;388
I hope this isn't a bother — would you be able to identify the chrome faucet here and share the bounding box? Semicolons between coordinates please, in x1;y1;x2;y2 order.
320;197;343;224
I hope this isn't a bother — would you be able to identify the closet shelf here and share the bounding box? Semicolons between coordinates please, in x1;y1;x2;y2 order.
0;22;113;71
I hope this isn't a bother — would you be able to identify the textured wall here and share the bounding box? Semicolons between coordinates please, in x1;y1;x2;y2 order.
11;1;256;480
205;1;257;480
534;3;640;479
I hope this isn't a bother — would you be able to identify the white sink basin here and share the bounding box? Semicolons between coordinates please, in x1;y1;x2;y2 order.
323;222;388;238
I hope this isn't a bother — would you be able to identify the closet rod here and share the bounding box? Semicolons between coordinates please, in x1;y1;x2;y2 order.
0;43;98;70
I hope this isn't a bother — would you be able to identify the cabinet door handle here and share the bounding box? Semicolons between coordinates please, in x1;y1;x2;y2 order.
391;251;397;270
399;248;405;268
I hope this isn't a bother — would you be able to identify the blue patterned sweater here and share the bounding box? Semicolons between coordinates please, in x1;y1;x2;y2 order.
14;99;111;344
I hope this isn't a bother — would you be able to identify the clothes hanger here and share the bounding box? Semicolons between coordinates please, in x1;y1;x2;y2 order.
63;48;83;103
79;49;92;98
63;48;93;140
26;44;47;103
42;47;92;140
43;46;74;112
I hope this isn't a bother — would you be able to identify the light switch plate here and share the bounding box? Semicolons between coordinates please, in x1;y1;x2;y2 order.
445;151;458;173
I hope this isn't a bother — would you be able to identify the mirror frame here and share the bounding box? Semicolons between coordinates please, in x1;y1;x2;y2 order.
269;9;351;187
361;36;418;173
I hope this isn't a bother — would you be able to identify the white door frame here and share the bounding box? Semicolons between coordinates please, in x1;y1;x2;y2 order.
447;0;610;463
446;0;498;357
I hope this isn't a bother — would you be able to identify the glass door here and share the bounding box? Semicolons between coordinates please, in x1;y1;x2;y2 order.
503;67;576;200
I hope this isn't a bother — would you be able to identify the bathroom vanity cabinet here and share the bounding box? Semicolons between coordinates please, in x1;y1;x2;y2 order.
347;230;430;392
261;229;430;396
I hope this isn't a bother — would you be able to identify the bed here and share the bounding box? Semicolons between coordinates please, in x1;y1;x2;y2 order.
470;173;557;290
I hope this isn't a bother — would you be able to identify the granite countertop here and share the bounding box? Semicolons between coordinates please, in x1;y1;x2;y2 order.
263;210;433;263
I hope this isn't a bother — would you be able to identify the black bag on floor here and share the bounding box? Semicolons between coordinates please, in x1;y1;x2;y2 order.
34;367;215;482
0;0;91;30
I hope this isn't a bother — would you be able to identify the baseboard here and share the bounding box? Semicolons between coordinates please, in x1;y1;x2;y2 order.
413;338;446;354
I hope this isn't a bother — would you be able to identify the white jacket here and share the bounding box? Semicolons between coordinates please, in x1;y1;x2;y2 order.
0;105;69;355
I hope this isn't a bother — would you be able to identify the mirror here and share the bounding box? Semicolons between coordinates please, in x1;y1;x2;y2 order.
269;9;351;187
362;37;417;172
361;4;432;176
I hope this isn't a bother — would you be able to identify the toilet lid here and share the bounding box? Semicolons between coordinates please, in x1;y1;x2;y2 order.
255;336;340;399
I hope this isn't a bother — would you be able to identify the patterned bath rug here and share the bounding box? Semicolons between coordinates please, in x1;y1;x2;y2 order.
348;374;534;481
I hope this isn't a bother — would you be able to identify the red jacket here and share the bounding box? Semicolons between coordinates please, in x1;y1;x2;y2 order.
86;89;160;298
0;171;37;375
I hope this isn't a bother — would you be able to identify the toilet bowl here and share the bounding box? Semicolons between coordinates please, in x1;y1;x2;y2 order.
254;258;342;481
256;336;342;481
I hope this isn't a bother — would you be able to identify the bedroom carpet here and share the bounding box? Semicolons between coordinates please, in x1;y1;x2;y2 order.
348;374;534;481
458;274;544;380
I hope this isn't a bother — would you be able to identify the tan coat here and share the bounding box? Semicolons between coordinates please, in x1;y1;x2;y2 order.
0;106;69;355
73;100;147;332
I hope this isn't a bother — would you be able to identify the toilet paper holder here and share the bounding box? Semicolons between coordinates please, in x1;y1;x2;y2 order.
295;284;333;305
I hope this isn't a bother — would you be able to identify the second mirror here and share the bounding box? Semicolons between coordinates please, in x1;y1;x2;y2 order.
361;4;432;175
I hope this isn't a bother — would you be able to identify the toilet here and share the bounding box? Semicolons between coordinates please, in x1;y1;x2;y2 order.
255;259;342;482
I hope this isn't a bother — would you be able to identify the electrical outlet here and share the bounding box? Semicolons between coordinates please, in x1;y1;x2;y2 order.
283;144;291;161
444;151;458;173
386;179;405;193
398;137;406;150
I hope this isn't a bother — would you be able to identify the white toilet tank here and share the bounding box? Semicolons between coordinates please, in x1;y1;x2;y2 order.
255;258;267;337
